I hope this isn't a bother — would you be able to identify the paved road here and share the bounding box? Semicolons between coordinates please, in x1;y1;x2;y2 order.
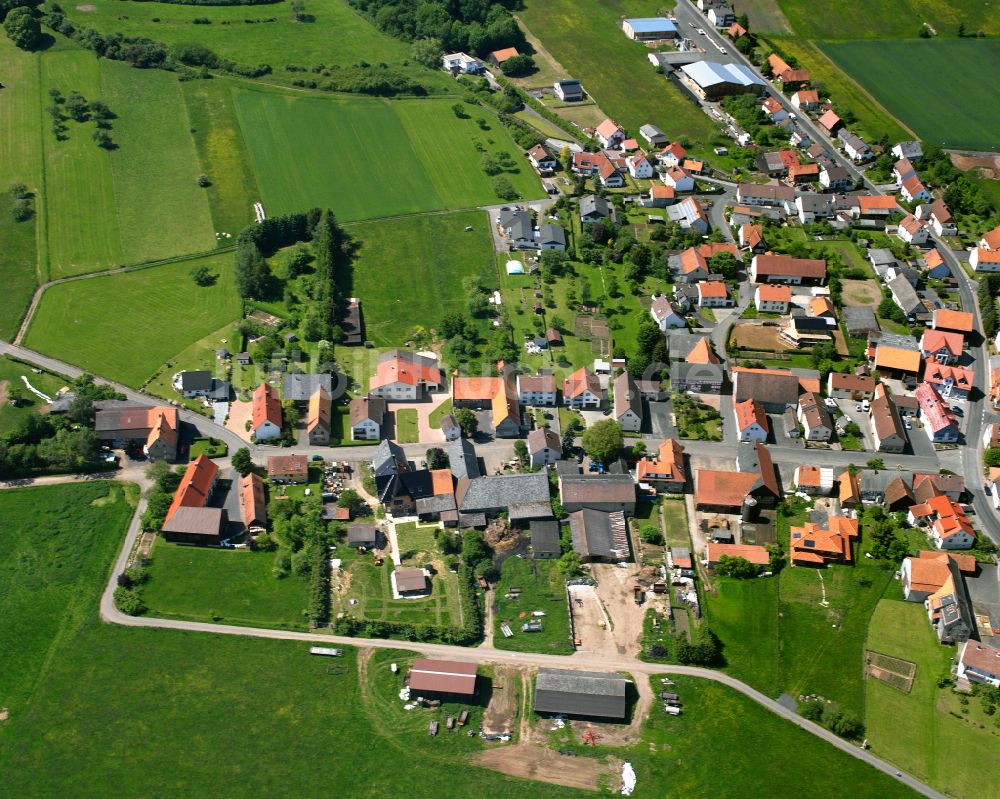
93;494;944;798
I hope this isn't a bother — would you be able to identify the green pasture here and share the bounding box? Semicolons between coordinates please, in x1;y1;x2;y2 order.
233;89;542;221
518;0;716;143
0;193;38;342
143;540;311;630
40;49;123;277
99;61;216;263
25;254;240;386
0;357;66;435
865;598;1000;799
776;0;1000;39
61;0;411;70
348;210;495;346
821;39;1000;151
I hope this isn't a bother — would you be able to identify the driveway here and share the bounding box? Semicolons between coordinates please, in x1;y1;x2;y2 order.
648;400;675;438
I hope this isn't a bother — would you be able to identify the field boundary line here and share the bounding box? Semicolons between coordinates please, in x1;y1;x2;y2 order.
15;245;236;345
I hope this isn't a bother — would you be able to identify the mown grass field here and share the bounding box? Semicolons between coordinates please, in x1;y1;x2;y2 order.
492;556;572;655
234;90;542;221
0;40;41;336
626;675;920;799
183;80;261;236
706;577;780;691
820;39;1000;151
143;540;311;630
347;210;495;345
865;598;1000;799
0;357;67;435
518;0;716;144
40;49;123;277
776;0;1000;39
62;0;411;71
767;36;911;144
99;61;216;263
0;482;135;712
26;254;240;386
394;408;418;443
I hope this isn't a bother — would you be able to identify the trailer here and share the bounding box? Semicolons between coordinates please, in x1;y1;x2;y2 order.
446;716;455;730
429;721;439;736
659;691;679;701
522;620;543;632
664;705;682;716
457;710;469;727
309;647;344;657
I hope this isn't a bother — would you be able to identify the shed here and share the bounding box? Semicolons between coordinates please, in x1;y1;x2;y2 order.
534;668;628;720
409;658;478;696
530;520;561;559
347;523;377;547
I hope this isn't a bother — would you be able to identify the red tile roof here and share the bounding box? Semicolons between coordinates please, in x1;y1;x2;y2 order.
165;455;218;524
252;383;282;431
932;309;974;333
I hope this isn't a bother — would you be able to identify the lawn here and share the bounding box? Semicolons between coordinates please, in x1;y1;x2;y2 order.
518;0;716;144
183;79;261;237
347;210;496;345
493;556;573;655
61;0;412;73
865;598;1000;799
189;437;228;459
767;36;911;145
0;482;136;711
0;39;41;336
428;398;453;429
820;39;1000;151
142;539;311;630
0;356;67;435
394;409;418;444
26;254;241;386
233;89;542;222
40;48;124;277
145;322;239;410
776;0;1000;39
661;498;690;549
706;577;780;693
625;675;920;799
99;61;216;263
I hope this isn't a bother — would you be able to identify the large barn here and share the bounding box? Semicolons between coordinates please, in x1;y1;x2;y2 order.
534;669;628;720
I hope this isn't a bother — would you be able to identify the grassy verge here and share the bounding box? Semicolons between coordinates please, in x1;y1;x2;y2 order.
190;437;228;459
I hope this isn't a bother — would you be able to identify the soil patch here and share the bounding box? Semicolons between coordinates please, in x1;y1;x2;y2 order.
0;381;9;409
473;744;619;792
482;665;518;735
842;278;881;309
731;323;792;352
76;4;96;10
951;153;1000;178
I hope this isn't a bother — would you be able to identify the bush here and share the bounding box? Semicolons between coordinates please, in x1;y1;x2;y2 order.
492;176;520;200
640;525;664;545
114;586;146;616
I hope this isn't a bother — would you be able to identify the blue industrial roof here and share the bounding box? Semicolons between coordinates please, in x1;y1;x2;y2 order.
680;60;765;89
625;17;678;33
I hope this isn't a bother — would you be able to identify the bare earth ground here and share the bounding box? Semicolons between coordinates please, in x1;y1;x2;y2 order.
474;742;618;792
482;665;519;734
591;563;646;658
0;381;8;408
731;323;792;351
842;278;881;308
951;153;1000;179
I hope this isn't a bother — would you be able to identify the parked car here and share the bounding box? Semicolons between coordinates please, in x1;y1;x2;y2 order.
697;28;706;34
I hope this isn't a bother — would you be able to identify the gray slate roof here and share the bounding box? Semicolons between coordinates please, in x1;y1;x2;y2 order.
458;472;550;513
372;439;407;477
530;520;561;557
580;195;611;219
283;373;333;402
534;668;627;719
449;437;481;481
538;224;566;246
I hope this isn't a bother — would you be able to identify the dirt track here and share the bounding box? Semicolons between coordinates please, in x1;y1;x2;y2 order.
474;744;619;792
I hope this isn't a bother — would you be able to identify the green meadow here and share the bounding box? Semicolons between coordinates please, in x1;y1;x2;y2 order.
776;0;1000;39
25;254;240;386
233;89;543;221
99;61;216;262
348;210;495;345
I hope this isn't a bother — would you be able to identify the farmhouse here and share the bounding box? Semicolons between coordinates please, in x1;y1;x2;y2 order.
754;284;790;313
251;383;282;441
732;367;801;412
622;17;677;40
672;336;724;394
349;395;386;441
409;659;478;698
563;367;602;408
173;370;230;401
791;89;820;110
901;551;974;644
372;438;408;478
798;392;834;441
900;175;932;204
971;247;1000;272
896;214;928;246
827;373;875;400
560;474;636;514
534;669;627;720
679;60;766;100
612;371;643;433
817;110;842;135
870;384;907;453
838;130;872;163
919;328;963;364
706;542;770;570
734;398;768;442
909;494;975;550
789;516;858;566
94;405;179;461
527;144;557;175
736;182;795;207
740;223;766;253
958;641;1000;688
162;455;226;545
370;350;443;401
268;453;309;484
526;427;561;467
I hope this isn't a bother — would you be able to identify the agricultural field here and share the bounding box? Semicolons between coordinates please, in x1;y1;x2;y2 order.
0;40;42;338
0;482;136;713
61;0;412;71
183;80;261;237
99;61;216;263
347;210;496;346
705;577;780;692
518;0;716;144
142;540;311;630
820;39;1000;151
776;0;1000;39
25;254;240;386
234;90;543;222
493;556;573;655
40;48;124;277
865;598;1000;799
